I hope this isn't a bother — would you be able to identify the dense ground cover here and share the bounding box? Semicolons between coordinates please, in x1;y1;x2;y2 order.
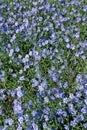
0;0;87;129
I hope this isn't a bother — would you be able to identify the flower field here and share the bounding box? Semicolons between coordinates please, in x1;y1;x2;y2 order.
0;0;87;129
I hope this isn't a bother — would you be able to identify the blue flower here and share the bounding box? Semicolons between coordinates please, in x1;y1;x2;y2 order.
28;100;33;109
5;118;14;126
18;115;23;125
43;122;47;129
76;114;84;122
0;106;2;115
31;110;37;117
81;107;87;114
70;119;77;127
64;125;69;130
24;114;30;122
83;123;87;128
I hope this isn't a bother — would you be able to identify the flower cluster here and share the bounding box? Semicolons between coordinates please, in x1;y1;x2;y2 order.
0;0;87;129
